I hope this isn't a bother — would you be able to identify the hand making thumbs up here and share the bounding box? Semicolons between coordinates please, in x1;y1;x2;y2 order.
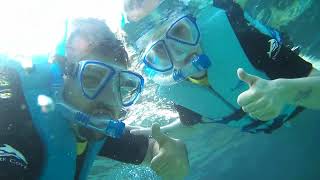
150;124;189;180
237;68;287;121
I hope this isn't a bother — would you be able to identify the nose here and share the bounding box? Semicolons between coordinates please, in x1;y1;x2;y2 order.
99;82;123;109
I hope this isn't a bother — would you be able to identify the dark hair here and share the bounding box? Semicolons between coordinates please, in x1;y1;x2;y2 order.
70;18;129;68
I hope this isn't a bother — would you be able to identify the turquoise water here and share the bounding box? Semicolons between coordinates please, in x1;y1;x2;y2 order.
89;0;320;180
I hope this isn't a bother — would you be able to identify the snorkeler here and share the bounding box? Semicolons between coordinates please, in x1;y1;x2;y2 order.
0;18;189;179
130;0;320;135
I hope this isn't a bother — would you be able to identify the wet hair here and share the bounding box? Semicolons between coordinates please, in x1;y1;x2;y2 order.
70;18;129;68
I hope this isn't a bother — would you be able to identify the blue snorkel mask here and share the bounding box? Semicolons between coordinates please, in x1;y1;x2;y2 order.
143;15;211;85
72;60;144;107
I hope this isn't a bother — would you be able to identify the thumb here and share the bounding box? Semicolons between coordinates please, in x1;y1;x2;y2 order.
152;123;169;146
237;68;259;87
130;127;152;136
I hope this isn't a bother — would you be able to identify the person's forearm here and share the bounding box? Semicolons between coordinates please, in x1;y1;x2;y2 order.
276;76;320;109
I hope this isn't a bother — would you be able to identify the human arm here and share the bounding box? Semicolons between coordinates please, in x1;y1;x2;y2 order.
271;68;320;109
237;67;320;121
130;104;202;136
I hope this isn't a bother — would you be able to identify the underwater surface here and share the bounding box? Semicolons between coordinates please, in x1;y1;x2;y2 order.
89;0;320;180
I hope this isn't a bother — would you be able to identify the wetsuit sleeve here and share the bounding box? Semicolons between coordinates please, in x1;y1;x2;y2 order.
174;104;203;126
262;45;313;79
232;18;313;79
221;1;313;79
0;66;45;179
98;128;149;165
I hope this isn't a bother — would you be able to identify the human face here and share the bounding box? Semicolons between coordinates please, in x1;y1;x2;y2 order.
63;36;142;120
143;15;202;72
63;66;122;120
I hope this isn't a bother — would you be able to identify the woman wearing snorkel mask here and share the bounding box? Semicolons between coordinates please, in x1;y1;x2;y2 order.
130;0;320;135
0;18;189;180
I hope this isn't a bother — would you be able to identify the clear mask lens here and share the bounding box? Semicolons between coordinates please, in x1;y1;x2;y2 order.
166;40;195;64
145;41;173;72
119;72;143;106
167;17;200;45
81;63;114;99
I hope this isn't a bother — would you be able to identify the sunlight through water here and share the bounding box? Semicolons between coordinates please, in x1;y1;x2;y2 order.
0;0;124;57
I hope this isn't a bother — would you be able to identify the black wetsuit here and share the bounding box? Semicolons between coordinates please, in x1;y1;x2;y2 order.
176;1;313;131
0;67;149;179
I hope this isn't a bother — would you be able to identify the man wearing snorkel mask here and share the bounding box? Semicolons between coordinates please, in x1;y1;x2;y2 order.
0;18;189;180
130;0;320;135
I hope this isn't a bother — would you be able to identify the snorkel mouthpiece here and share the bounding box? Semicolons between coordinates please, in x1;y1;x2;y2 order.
150;54;211;86
173;54;211;82
56;103;125;138
74;112;125;138
194;54;211;70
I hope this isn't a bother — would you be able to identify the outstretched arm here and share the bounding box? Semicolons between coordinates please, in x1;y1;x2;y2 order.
237;67;320;121
275;68;320;109
99;124;189;180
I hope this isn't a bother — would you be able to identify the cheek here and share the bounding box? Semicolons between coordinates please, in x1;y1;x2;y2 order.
64;82;92;111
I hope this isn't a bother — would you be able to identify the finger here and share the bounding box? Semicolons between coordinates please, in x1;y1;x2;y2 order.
130;128;152;136
250;107;273;121
152;123;170;146
258;109;280;121
242;97;267;113
249;112;258;120
151;152;168;173
258;112;277;121
237;68;259;87
237;90;261;107
250;101;274;120
155;162;170;177
250;111;264;120
161;162;186;180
